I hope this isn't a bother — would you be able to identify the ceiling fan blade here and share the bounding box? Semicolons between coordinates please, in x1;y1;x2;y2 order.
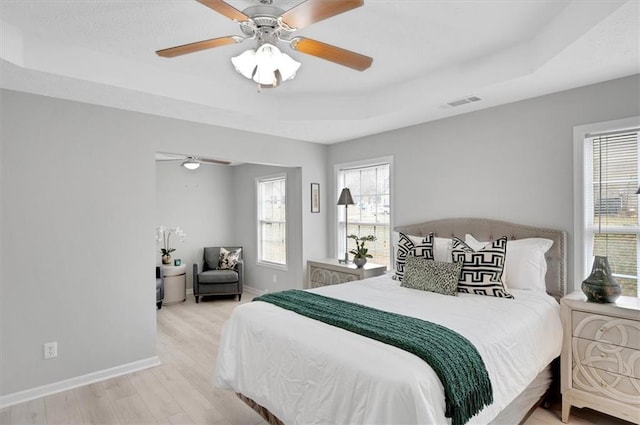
156;36;243;58
290;37;372;71
280;0;363;30
196;0;248;22
199;158;231;165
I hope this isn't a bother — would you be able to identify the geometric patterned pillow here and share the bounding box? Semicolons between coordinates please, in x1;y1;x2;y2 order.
395;232;434;282
218;247;242;270
402;256;463;296
452;236;514;299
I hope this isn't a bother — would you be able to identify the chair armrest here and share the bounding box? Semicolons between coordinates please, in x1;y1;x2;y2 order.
236;259;244;293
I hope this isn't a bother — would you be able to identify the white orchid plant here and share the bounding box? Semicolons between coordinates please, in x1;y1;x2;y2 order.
156;226;187;256
348;234;377;259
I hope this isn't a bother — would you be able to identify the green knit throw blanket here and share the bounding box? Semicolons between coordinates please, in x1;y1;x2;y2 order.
254;290;493;425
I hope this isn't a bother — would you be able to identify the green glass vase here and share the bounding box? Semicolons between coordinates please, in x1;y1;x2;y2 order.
581;256;621;303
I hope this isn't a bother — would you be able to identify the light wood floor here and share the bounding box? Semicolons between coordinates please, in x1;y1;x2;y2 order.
1;294;634;425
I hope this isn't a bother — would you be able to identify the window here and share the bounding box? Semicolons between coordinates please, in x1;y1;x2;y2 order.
583;128;639;297
257;175;287;267
337;161;391;268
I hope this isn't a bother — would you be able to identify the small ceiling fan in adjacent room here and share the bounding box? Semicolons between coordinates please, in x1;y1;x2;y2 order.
155;0;373;89
156;153;231;170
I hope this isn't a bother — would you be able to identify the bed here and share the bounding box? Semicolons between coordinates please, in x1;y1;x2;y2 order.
215;218;567;424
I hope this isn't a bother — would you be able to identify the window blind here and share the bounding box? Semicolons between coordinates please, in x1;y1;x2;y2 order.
258;175;287;266
337;163;391;268
585;129;639;296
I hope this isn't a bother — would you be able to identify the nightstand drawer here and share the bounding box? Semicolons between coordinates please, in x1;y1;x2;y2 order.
572;311;640;350
572;337;640;379
309;267;358;288
573;364;640;405
307;259;386;288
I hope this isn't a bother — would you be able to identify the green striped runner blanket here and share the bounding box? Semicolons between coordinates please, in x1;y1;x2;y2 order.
254;290;493;425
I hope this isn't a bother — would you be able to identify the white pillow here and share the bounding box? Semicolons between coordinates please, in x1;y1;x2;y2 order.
465;234;553;291
408;235;452;263
391;232;453;274
434;237;453;263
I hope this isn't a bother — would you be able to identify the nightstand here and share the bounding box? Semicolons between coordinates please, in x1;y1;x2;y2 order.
307;259;386;288
162;264;187;305
560;291;640;424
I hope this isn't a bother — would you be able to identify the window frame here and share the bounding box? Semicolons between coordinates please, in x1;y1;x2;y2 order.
256;173;288;270
334;156;393;268
573;117;639;295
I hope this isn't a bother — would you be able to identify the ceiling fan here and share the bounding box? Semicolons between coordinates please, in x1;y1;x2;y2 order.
156;153;231;170
156;0;373;88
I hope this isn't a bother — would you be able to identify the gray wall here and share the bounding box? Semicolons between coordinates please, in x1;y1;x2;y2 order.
3;74;637;398
232;164;304;292
0;89;327;396
327;74;640;293
155;161;235;291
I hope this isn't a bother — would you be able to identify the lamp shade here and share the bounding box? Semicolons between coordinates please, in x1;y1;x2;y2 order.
337;188;355;205
231;50;257;79
278;51;301;81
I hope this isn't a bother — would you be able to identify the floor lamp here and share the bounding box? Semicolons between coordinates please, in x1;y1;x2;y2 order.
337;188;355;263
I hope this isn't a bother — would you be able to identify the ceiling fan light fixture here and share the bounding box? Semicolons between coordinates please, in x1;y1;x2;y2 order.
181;158;201;170
231;43;301;87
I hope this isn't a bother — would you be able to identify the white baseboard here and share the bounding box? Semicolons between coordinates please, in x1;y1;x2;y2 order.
0;356;161;409
244;285;266;296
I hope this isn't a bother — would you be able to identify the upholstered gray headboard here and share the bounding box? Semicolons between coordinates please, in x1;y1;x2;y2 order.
394;218;567;300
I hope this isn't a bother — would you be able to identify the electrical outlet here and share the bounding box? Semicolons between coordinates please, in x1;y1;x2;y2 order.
44;342;57;359
272;274;277;283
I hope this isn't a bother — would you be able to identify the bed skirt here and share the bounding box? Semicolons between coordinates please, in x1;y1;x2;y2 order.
235;362;556;425
236;393;284;425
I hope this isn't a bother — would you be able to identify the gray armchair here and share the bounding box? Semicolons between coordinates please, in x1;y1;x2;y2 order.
193;246;243;303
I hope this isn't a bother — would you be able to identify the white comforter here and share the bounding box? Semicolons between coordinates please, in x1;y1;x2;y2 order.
215;274;562;424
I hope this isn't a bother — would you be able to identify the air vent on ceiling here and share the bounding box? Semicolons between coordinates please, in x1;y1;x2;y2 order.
441;95;483;108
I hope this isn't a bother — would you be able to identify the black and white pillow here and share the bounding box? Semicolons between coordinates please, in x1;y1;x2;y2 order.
219;247;241;270
395;232;434;281
402;256;463;297
452;237;513;299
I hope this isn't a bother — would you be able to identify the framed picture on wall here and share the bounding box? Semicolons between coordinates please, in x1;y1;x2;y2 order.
311;183;320;213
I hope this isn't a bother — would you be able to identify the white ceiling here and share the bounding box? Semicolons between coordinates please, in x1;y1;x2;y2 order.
1;0;638;144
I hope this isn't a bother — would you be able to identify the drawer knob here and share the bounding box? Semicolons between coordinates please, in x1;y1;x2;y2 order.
600;353;606;358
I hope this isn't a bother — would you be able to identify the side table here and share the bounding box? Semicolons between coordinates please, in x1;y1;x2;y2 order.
162;264;187;305
307;258;386;288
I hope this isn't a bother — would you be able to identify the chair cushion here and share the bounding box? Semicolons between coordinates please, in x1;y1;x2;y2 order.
199;269;239;284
